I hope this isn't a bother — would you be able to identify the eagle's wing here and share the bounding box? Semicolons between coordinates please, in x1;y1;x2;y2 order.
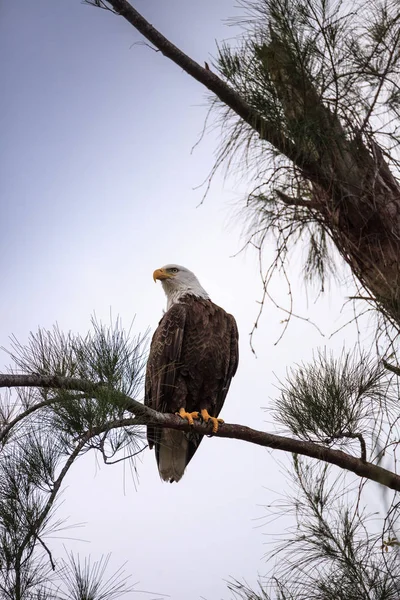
214;312;239;417
144;303;187;449
184;309;239;469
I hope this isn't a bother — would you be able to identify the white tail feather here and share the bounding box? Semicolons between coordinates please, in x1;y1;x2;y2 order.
158;430;188;482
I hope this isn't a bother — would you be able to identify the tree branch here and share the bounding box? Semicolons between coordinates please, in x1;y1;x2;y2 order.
0;373;144;412
275;189;321;210
324;432;367;462
86;0;317;172
36;535;56;572
0;393;86;444
383;360;400;376
1;374;400;492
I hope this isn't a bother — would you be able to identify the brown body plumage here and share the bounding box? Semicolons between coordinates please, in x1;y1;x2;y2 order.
145;293;239;482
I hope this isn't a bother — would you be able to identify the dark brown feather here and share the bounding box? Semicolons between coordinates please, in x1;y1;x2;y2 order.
145;295;239;477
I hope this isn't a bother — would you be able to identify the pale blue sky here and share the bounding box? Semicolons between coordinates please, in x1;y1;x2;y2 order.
1;2;361;599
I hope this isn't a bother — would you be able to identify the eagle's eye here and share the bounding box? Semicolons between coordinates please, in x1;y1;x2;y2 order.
169;268;179;274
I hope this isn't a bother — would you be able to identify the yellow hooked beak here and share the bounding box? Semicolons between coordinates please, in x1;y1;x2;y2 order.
153;268;174;282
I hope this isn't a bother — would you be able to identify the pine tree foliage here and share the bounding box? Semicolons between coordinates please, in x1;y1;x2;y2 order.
0;318;148;599
56;553;133;600
228;348;400;599
275;350;391;448
228;458;400;599
214;0;400;316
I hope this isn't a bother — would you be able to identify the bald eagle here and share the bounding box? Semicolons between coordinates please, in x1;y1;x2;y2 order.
145;264;239;483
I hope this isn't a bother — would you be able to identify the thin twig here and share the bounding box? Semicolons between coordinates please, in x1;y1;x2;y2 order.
37;535;56;571
324;431;367;462
383;360;400;376
276;189;321;210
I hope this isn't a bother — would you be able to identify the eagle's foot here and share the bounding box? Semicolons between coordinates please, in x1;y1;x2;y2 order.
176;408;199;426
200;409;224;434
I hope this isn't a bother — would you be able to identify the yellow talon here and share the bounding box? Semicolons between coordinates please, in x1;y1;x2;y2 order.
176;408;199;426
200;409;224;434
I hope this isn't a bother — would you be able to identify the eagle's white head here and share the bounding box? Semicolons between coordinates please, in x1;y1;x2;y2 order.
153;264;210;310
